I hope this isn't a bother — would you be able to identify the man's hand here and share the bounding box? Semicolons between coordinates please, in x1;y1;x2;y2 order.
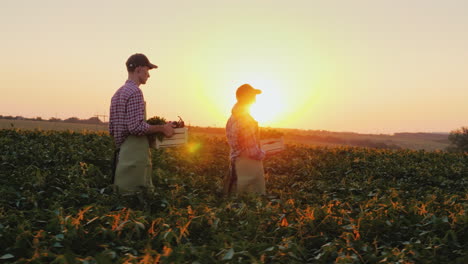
162;122;175;137
266;149;282;156
148;123;175;137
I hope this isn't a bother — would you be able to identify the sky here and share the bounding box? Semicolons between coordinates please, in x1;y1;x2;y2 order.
1;0;467;134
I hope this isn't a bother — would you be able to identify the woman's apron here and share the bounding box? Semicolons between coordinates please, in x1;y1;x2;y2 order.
234;152;266;194
224;113;266;195
113;102;153;194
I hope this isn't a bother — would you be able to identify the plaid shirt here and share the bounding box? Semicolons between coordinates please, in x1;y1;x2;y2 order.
226;105;266;160
109;80;150;147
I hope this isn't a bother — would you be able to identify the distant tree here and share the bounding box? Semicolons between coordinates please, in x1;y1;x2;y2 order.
447;127;468;152
86;117;103;124
49;117;62;122
64;117;81;123
35;117;43;121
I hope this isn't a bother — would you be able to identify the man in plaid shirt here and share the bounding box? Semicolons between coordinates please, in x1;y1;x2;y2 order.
109;53;174;194
224;84;269;194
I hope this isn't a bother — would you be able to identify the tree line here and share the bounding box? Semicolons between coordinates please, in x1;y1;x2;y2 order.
1;115;467;152
0;115;107;125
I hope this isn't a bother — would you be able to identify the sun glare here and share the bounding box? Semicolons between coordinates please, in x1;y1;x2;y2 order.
248;79;287;127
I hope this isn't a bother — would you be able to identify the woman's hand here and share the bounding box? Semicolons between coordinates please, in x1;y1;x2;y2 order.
266;149;282;156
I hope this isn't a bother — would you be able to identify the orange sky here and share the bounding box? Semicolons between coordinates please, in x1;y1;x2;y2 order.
1;0;467;134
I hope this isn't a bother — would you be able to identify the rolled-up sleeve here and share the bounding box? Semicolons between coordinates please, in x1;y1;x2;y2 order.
125;92;150;135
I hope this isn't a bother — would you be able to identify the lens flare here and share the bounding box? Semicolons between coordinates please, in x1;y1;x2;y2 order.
187;142;202;153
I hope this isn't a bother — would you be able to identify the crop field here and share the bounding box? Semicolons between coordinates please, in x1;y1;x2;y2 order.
0;129;467;263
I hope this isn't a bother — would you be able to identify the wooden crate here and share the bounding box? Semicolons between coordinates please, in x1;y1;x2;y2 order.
154;128;188;149
260;137;285;153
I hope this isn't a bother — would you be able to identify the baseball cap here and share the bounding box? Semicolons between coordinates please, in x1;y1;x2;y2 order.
126;53;158;71
236;84;262;100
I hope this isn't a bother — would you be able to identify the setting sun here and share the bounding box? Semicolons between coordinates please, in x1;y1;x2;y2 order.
249;80;287;127
1;0;467;135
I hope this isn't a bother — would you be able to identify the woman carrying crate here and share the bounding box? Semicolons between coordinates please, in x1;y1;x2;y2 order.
224;84;279;195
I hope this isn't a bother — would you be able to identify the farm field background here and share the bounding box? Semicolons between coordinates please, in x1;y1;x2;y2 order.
0;119;450;151
0;129;466;263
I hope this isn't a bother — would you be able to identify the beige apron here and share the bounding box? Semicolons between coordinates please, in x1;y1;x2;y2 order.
113;102;154;194
235;152;266;194
224;107;266;195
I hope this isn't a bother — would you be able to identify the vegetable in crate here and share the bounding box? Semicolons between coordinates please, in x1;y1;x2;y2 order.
147;116;167;143
147;116;185;146
173;116;185;128
259;128;284;139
